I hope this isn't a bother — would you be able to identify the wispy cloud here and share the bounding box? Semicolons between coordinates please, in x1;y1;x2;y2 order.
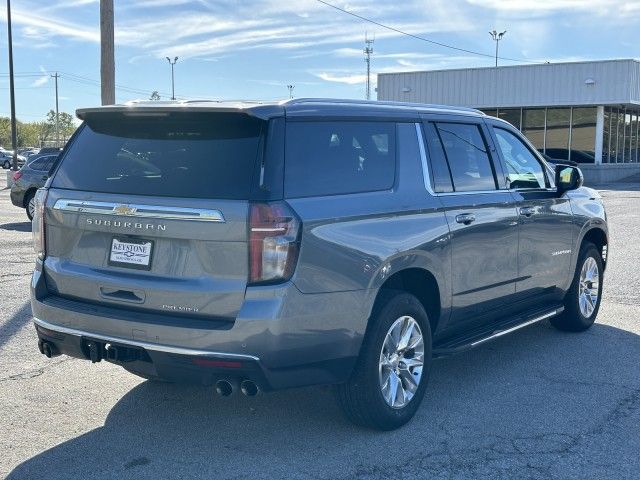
315;72;368;85
30;66;49;87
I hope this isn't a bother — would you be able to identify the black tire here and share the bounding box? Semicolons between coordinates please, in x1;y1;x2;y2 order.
2;160;9;169
24;191;36;221
551;242;603;332
336;290;433;430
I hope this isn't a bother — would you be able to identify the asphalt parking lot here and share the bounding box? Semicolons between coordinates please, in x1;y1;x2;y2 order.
1;174;639;480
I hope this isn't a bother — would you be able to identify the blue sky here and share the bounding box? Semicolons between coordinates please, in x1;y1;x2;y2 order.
0;0;639;123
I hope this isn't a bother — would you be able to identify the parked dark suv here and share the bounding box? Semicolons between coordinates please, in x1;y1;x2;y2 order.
30;99;608;430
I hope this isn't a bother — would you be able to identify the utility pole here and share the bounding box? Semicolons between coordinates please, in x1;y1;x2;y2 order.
51;73;60;147
166;57;178;100
364;34;374;101
100;0;115;105
489;30;506;67
287;84;294;99
6;0;18;171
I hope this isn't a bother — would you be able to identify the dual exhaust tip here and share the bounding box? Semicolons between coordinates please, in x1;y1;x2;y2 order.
38;339;59;358
216;379;259;397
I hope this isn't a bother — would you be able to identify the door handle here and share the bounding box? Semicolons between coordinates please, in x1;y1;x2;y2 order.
519;206;536;217
455;213;476;225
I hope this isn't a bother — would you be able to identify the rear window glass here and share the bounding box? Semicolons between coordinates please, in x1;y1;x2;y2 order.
51;112;264;199
285;121;396;198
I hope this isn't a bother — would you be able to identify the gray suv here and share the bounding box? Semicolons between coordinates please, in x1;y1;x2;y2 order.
30;99;608;430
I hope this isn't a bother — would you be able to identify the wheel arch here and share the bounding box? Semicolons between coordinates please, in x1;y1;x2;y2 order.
23;187;38;207
580;226;608;269
369;267;443;336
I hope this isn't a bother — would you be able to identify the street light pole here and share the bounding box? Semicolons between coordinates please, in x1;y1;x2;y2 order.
51;72;60;147
166;56;178;100
489;30;507;67
6;0;19;171
287;84;294;99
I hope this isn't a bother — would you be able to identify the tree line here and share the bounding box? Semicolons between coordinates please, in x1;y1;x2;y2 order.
0;110;77;148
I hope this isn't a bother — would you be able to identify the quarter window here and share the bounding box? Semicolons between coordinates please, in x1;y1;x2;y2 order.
285;121;396;198
493;127;546;189
434;123;496;192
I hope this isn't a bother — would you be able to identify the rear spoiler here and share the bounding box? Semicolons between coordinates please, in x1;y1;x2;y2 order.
76;101;284;122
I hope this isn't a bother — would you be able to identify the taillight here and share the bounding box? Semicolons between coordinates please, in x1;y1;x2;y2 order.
13;171;22;182
249;202;301;285
32;188;48;259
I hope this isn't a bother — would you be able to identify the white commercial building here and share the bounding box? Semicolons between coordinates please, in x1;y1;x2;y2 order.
377;59;640;183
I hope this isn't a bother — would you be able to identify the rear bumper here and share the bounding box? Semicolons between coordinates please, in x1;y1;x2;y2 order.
31;264;369;390
10;188;25;208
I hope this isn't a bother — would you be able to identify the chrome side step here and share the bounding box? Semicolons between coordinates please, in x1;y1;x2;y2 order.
433;306;564;358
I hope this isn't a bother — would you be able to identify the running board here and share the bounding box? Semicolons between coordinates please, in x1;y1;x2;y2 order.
433;306;564;358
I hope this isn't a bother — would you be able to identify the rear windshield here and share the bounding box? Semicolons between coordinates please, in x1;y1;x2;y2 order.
51;112;264;199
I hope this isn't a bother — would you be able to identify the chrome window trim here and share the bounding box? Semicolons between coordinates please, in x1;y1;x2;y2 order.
33;317;259;360
415;122;436;195
53;199;225;223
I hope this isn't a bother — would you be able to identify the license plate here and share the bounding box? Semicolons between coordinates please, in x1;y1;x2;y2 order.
109;237;153;270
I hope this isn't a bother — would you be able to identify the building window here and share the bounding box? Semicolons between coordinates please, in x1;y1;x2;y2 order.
631;112;640;162
497;108;521;129
544;108;571;160
603;108;611;163
617;110;626;163
570;107;597;164
522;108;545;151
480;109;498;117
609;108;620;163
625;113;633;163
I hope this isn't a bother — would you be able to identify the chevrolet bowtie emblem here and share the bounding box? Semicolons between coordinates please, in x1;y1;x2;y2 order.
112;204;137;216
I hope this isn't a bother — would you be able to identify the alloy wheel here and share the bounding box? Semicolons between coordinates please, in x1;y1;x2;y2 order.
578;256;599;318
378;315;425;409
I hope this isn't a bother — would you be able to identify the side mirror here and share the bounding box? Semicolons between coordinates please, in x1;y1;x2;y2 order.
555;165;583;194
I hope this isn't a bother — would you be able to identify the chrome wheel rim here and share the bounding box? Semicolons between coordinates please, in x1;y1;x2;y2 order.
379;316;424;409
27;197;36;219
578;256;599;318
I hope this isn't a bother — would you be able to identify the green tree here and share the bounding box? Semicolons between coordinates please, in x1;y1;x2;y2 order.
150;91;161;101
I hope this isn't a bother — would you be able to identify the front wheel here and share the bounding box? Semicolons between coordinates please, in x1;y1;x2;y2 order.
2;160;9;169
551;242;603;332
336;291;432;430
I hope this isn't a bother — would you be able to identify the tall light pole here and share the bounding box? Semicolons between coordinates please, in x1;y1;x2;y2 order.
100;0;115;105
287;84;294;99
489;30;506;67
6;0;18;171
51;72;60;146
166;56;178;100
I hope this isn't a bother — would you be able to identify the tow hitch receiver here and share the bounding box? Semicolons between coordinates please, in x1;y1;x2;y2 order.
81;339;149;364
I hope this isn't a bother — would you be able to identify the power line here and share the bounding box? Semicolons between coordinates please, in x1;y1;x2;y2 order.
315;0;539;65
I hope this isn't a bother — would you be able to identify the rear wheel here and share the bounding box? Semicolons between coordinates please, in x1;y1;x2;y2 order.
2;159;9;169
336;291;432;430
25;191;36;221
551;242;603;332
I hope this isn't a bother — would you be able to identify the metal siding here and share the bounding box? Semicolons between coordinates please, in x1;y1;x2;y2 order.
377;60;640;108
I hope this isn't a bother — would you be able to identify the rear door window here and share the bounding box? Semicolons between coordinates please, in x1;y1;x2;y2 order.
51;112;265;199
285;121;396;198
434;122;497;192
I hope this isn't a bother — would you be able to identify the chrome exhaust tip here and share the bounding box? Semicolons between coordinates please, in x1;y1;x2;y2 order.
240;380;259;397
215;380;233;397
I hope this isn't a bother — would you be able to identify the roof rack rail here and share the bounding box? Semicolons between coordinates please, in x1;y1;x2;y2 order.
282;98;483;115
